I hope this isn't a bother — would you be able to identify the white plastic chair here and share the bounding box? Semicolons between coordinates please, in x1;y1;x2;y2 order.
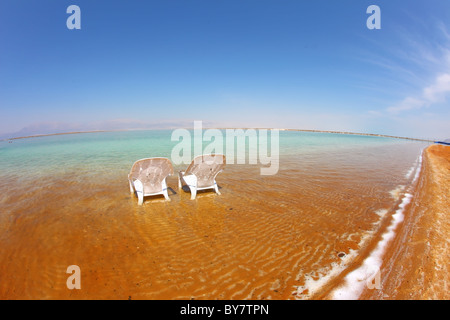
128;157;174;205
178;154;226;200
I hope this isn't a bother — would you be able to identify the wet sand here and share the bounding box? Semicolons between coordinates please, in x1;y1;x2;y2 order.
0;163;376;299
0;141;438;300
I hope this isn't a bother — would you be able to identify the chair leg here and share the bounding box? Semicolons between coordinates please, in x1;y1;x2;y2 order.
190;186;197;200
214;183;221;195
137;192;144;205
178;171;186;189
163;189;170;201
129;181;134;193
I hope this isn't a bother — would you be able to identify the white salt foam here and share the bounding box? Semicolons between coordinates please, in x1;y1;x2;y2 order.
330;151;423;300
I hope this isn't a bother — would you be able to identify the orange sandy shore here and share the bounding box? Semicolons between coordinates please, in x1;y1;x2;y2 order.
358;144;449;299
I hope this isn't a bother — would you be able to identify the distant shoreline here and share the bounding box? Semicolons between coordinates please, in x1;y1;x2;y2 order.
2;130;108;141
283;129;434;142
1;128;434;143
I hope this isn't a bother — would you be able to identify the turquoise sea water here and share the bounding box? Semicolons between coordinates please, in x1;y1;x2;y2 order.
0;130;427;179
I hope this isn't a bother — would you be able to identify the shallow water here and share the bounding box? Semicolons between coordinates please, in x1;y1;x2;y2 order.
0;130;429;299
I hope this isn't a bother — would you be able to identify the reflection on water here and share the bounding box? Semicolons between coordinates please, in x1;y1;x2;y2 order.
0;131;429;299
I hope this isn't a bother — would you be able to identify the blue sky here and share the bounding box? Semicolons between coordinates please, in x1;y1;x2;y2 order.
1;0;449;139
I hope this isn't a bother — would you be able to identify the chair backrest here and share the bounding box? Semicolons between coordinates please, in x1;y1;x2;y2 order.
129;158;174;194
185;154;226;188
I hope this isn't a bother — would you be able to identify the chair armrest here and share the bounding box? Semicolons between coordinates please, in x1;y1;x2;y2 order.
132;178;144;193
182;174;197;187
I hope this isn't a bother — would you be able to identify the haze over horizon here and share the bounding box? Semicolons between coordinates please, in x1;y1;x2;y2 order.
1;1;450;140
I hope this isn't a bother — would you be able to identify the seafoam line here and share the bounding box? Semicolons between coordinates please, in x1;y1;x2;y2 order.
330;150;423;300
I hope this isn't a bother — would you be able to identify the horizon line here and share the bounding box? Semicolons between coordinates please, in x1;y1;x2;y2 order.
1;128;435;143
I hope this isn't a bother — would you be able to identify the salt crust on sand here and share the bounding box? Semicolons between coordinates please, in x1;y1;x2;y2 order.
330;151;423;300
